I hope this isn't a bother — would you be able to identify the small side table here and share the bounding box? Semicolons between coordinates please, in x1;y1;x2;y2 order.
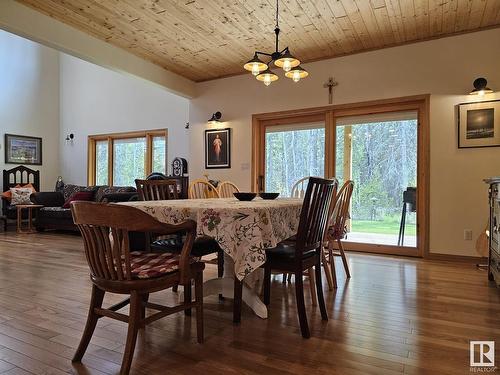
16;204;43;234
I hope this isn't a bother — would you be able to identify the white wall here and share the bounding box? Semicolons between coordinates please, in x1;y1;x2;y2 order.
0;30;60;190
59;54;190;185
0;0;195;98
189;28;500;256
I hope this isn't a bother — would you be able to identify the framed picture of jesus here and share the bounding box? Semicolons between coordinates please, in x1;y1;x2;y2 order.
205;128;231;169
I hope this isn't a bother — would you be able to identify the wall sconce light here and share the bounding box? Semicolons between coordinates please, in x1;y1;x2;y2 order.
470;77;493;96
207;111;222;125
65;133;74;144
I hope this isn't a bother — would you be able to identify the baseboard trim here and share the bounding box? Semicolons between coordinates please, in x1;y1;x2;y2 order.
426;253;486;263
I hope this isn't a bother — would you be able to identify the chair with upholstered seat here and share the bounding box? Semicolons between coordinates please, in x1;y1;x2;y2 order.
324;180;354;288
71;202;204;375
284;176;337;291
263;177;336;338
217;181;240;198
138;179;224;292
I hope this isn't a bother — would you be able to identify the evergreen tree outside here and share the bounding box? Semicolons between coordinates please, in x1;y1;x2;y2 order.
264;119;417;240
112;138;146;186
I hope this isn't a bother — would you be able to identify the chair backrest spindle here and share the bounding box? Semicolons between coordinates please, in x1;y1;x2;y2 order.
217;181;240;198
189;179;220;199
328;180;354;240
135;179;179;201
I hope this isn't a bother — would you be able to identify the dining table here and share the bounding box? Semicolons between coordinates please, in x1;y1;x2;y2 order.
121;197;303;320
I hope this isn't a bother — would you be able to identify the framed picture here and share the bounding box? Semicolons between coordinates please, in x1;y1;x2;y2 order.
205;128;231;169
4;134;43;165
458;99;500;148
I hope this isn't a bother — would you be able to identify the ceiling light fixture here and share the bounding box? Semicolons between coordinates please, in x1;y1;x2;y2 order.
243;0;308;86
470;77;493;96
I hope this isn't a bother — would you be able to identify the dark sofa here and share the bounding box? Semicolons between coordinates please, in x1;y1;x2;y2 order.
31;184;138;231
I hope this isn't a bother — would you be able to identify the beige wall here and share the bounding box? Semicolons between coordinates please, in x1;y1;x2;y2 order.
189;28;500;256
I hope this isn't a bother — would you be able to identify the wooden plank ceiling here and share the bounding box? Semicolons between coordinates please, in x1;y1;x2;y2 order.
16;0;500;82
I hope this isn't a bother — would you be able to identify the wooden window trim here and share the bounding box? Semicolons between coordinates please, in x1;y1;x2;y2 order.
252;94;430;258
87;129;167;186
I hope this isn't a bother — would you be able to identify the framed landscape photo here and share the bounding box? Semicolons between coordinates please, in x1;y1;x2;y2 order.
4;134;42;165
205;128;230;169
458;100;500;148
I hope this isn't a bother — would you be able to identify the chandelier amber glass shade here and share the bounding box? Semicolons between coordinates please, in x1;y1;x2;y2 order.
256;68;279;86
285;66;308;82
244;55;268;76
274;50;300;72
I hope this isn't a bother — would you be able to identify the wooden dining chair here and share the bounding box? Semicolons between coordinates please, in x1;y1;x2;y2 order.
324;180;354;288
217;181;240;198
135;179;179;200
136;179;224;294
70;202;204;375
284;177;338;292
263;177;336;338
290;176;320;198
189;179;220;199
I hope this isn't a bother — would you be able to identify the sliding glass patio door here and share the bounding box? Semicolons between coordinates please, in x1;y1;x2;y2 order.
253;96;428;257
335;111;418;249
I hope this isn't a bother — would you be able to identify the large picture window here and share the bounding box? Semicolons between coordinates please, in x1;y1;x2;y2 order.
88;129;167;186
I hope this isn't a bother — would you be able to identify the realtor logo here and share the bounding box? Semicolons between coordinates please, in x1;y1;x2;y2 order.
470;341;495;367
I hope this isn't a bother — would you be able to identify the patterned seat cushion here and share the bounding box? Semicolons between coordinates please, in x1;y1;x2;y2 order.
128;251;196;279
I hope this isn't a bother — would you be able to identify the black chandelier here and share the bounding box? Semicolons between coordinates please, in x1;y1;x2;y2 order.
243;0;308;86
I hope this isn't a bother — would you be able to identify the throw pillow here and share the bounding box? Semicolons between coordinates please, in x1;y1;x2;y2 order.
62;191;94;208
23;183;37;193
2;184;21;201
10;187;33;205
62;184;96;201
2;184;37;202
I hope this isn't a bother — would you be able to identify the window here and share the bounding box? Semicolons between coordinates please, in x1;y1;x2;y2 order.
95;140;109;185
265;122;325;196
152;135;166;174
113;137;146;186
88;129;167;186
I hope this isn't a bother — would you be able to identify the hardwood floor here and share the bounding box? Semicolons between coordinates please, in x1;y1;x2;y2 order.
0;231;498;375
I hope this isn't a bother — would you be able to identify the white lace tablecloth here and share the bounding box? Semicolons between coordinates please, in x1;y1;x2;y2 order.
121;198;302;280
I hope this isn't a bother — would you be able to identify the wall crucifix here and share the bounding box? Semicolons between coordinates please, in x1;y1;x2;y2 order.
323;77;338;104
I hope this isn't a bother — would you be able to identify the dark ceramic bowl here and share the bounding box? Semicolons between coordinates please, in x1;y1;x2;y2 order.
259;192;280;200
233;192;257;201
